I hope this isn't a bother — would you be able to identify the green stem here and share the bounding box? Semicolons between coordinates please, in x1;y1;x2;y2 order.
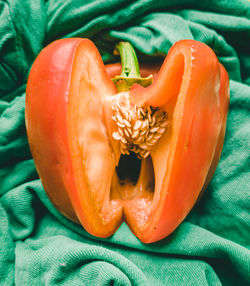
114;42;141;78
112;42;153;92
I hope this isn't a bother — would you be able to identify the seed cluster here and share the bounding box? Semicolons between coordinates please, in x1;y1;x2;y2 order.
112;102;169;159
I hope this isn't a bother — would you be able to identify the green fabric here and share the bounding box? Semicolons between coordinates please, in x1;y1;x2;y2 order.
0;0;250;285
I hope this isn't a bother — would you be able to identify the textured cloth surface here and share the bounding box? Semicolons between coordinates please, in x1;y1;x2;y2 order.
0;0;250;285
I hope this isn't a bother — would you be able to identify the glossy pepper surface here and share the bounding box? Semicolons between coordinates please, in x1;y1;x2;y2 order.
25;38;229;243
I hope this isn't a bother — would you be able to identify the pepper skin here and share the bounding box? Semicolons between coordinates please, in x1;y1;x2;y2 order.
25;38;229;243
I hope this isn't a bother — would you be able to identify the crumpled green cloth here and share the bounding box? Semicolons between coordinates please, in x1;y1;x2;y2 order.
0;0;250;285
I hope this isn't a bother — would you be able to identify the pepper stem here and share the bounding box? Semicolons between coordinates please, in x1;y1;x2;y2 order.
112;42;153;92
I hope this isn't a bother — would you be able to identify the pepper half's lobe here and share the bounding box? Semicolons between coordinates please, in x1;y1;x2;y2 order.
26;38;229;243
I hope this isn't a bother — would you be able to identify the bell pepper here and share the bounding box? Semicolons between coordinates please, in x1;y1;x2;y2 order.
25;38;229;243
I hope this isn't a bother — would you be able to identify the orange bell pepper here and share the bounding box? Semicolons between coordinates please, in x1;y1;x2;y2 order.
25;38;229;243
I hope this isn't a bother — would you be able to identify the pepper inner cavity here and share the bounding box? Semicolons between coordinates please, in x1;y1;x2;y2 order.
114;153;155;201
116;153;141;185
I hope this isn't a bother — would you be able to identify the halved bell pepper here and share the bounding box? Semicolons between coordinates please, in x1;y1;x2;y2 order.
25;38;229;243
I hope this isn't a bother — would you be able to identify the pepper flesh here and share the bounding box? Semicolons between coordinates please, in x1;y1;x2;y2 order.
25;38;229;243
